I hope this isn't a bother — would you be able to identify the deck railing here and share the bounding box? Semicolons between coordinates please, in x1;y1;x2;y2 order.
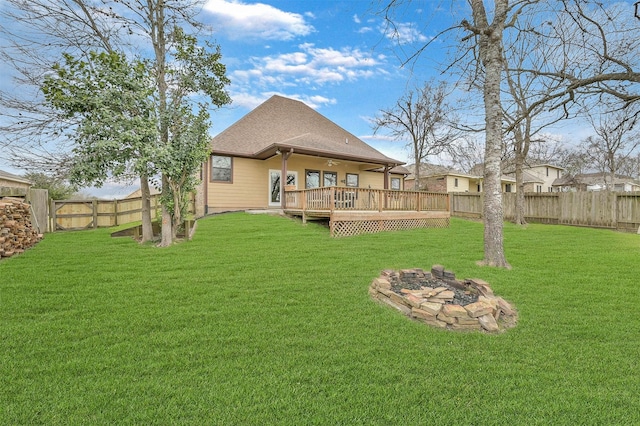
284;187;449;212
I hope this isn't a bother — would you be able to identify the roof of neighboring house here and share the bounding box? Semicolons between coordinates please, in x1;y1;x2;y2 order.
522;171;544;184
210;95;403;166
0;169;32;185
528;163;565;170
552;173;640;187
125;186;162;199
419;170;517;183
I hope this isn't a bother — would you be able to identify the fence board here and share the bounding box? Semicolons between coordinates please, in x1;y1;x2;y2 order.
27;188;49;233
52;194;193;231
451;191;640;232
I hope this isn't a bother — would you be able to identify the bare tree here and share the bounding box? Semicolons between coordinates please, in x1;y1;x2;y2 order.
582;109;640;191
373;80;460;190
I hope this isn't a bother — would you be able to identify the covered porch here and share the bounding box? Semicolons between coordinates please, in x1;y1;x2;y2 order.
283;187;450;237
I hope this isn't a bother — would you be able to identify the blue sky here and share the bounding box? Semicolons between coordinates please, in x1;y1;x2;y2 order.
2;0;630;198
198;0;460;164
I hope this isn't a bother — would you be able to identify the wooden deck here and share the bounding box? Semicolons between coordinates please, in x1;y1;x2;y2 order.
283;187;450;237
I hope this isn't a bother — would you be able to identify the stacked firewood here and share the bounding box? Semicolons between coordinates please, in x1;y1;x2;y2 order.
0;197;43;258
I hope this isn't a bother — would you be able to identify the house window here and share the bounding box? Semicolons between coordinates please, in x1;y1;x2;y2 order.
454;178;459;188
505;183;512;193
323;171;337;187
546;167;549;177
306;170;320;188
391;177;401;190
346;173;359;187
537;185;542;193
477;184;481;192
211;155;232;182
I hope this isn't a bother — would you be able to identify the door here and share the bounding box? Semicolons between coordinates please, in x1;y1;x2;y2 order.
269;170;297;207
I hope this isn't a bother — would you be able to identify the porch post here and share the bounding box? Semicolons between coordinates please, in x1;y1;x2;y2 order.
281;149;293;209
281;150;287;209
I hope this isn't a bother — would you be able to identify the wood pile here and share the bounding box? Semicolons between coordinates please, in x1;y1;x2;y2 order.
0;197;44;258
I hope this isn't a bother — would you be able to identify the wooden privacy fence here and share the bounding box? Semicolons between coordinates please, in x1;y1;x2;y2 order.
51;194;195;231
450;192;640;232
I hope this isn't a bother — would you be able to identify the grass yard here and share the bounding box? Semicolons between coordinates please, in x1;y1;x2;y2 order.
1;213;639;424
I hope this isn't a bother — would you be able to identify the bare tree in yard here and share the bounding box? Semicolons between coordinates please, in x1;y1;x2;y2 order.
373;80;460;190
582;109;640;191
459;0;536;268
501;20;566;225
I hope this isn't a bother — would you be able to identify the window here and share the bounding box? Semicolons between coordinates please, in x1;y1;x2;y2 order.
454;178;459;188
505;183;512;193
345;173;359;187
211;155;232;182
323;171;337;187
391;177;401;190
537;185;542;193
306;170;320;188
546;167;549;177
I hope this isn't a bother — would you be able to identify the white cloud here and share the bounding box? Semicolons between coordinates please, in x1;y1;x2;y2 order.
229;91;335;110
232;43;385;91
203;0;314;40
353;14;361;24
383;22;428;44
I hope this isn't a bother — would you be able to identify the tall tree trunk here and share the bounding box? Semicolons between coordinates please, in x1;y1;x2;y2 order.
514;153;526;225
472;0;510;268
139;175;154;242
148;0;173;246
414;147;420;190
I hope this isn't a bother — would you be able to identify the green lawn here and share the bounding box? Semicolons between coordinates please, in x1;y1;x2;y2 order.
2;213;639;424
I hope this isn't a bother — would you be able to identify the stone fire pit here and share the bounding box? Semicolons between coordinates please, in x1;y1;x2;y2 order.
369;265;517;332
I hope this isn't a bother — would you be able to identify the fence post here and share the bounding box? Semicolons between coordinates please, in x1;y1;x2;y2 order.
51;199;57;232
92;199;98;229
114;199;118;226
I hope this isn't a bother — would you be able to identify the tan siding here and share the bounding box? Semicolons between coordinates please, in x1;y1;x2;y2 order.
0;178;30;190
207;154;398;211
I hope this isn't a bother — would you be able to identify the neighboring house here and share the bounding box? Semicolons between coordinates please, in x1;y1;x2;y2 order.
553;173;640;192
201;95;407;214
521;164;564;193
406;168;516;193
0;169;32;198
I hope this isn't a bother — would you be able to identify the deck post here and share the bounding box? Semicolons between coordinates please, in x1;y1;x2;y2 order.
378;190;383;212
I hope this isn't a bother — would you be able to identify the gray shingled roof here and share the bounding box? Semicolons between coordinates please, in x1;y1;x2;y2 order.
211;95;403;166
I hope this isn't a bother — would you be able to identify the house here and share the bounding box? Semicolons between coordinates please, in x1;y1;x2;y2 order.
405;166;517;193
521;164;564;193
553;173;640;192
0;169;32;198
200;95;410;214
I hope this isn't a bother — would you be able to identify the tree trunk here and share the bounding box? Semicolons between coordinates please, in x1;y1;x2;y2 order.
139;175;154;242
414;147;421;190
514;154;526;225
160;174;172;247
473;0;510;268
